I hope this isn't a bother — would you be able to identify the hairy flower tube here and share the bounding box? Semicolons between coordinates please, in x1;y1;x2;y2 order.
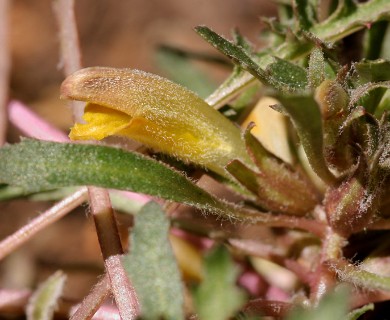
61;67;252;177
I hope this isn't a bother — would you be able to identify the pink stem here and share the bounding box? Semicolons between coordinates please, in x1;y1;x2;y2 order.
53;5;141;311
0;187;88;261
52;0;84;120
88;187;140;319
8;100;68;142
104;255;139;319
70;275;111;320
0;289;31;314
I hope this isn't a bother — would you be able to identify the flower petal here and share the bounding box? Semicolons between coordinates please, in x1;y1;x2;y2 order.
69;103;131;140
62;67;253;176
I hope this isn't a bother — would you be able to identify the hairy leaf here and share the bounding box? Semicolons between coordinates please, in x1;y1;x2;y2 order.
201;0;390;108
346;303;374;320
293;0;317;30
272;94;336;184
123;202;184;320
26;271;66;320
193;246;246;320
308;48;325;88
352;59;390;84
266;57;308;91
286;286;349;320
0;139;222;212
311;0;390;42
195;26;270;85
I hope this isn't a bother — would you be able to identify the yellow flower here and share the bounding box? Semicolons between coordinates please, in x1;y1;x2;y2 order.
61;67;251;177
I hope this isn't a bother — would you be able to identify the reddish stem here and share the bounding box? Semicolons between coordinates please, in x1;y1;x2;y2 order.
53;1;140;317
88;187;140;319
70;275;111;320
0;187;88;261
8;100;68;142
0;289;31;314
52;0;84;120
310;228;346;305
242;299;291;318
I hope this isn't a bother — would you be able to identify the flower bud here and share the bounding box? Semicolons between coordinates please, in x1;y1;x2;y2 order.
315;80;348;120
315;79;352;170
324;161;378;236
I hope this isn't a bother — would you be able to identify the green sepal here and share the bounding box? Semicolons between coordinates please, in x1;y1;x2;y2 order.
225;159;260;198
225;127;318;215
349;59;390;113
352;59;390;84
349;80;390;114
324;157;379;236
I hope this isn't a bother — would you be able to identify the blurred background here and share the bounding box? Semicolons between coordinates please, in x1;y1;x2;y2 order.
2;0;276;309
10;0;276;130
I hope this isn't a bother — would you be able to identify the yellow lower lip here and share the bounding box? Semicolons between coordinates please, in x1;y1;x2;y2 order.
69;103;131;141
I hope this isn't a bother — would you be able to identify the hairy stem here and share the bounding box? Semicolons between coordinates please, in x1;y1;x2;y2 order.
310;229;346;305
53;2;140;317
8;100;68;142
52;0;84;120
70;275;110;320
328;258;390;291
0;187;88;261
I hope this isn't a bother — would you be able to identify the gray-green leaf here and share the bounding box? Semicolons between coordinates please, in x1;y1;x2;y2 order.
26;270;67;320
193;245;246;320
266;57;308;91
123;201;184;320
0;139;221;212
286;286;349;320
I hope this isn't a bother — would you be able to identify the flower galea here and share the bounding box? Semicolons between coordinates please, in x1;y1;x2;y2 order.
61;67;252;176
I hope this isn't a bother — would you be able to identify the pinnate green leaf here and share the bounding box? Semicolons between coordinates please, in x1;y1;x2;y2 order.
193;245;246;320
123;201;184;320
26;271;66;320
